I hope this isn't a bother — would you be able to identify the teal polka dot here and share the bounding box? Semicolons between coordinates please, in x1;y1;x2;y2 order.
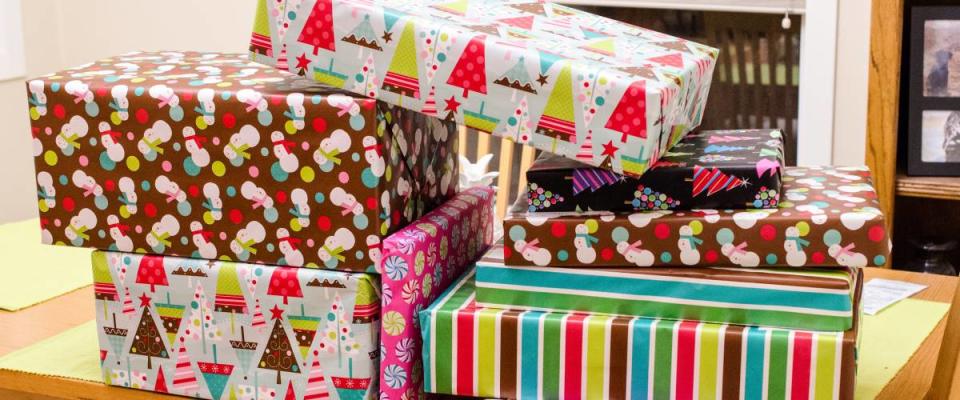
58;175;68;185
183;158;201;176
271;163;289;182
355;250;365;260
124;256;131;264
94;196;108;210
822;229;842;246
353;214;369;229
716;228;735;245
352;153;361;162
172;142;181;152
176;202;192;216
361;169;379;188
660;252;672;263
873;255;887;266
261;148;270;157
88;137;98;146
766;254;778;264
225;186;237;197
85;102;100;117
50;82;61;92
263;207;279;223
99;153;117;171
141;180;151;191
97;230;106;239
169;107;183;122
314;193;325;203
509;225;527;242
350;114;366;130
311;95;323;104
611;227;629;243
287;10;297;20
220;91;232;100
557;250;569;262
180;237;189;245
257;111;272;126
134;87;145;96
266;243;275;252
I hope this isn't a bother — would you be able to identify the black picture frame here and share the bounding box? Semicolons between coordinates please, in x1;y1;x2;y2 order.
907;6;960;176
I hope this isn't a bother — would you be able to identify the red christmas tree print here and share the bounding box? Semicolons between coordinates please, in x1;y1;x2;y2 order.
267;267;303;305
135;255;169;293
154;365;169;393
605;80;648;142
446;35;488;98
298;0;336;55
648;53;684;68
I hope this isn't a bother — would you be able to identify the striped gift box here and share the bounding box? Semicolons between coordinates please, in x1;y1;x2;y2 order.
420;268;859;400
476;244;858;331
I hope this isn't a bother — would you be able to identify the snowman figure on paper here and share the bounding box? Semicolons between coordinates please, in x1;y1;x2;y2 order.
138;120;173;161
783;225;810;267
117;177;138;216
146;215;180;253
189;221;217;259
331;187;363;217
573;223;598;264
106;215;133;252
182;127;211;168
617;240;656;267
224;124;260;166
362;136;386;178
289;188;311;229
230;221;266;261
240;181;277;221
314;129;351;170
98;122;125;163
721;242;761;267
56;116;89;156
514;238;551;266
677;225;703;265
276;228;305;267
65;208;97;246
201;182;223;223
28;80;48;120
829;243;868;268
109;85;129;123
195;88;216;128
367;235;382;268
284;93;306;134
270;131;299;173
36;171;57;211
317;228;356;268
155;175;191;215
72;170;104;199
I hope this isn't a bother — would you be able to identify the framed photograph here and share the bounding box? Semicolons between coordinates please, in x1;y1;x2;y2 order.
908;7;960;175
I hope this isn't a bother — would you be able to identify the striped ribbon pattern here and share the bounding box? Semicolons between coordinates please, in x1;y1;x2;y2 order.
421;269;858;400
572;168;621;195
476;245;858;331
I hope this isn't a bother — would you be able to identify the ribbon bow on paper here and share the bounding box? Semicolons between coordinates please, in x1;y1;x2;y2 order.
623;240;645;255
185;134;208;148
317;148;342;165
520;238;542;254
143;138;164;155
729;241;750;255
756;158;781;178
70;225;90;240
363;142;383;156
251;195;268;210
108;222;130;236
289;207;308;220
29;93;46;107
100;130;123;141
202;199;221;213
191;228;213;243
37;188;53;200
334;101;356;117
109;101;128;114
834;243;857;258
70;90;90;104
227;143;251;160
164;188;184;204
150;231;171;247
194;104;213;117
118;193;135;207
272;138;296;153
233;238;258;255
156;93;175;108
575;232;599;248
58;132;81;149
322;245;345;262
785;234;810;249
679;234;704;249
242;98;262;113
278;236;302;251
283;107;304;122
340;199;359;216
80;183;98;198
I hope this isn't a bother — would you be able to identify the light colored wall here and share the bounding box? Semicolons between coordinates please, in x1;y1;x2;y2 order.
0;0;254;223
832;0;872;166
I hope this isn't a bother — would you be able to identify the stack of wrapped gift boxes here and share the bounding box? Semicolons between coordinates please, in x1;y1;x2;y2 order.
23;0;891;399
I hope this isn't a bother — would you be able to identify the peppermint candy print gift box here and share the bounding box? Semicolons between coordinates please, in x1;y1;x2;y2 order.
28;52;457;271
250;0;717;178
505;166;890;268
420;267;861;400
476;244;858;331
377;186;494;400
93;251;380;400
525;129;785;213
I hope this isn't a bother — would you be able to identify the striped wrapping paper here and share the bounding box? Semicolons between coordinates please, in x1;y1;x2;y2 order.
476;244;858;331
420;268;860;400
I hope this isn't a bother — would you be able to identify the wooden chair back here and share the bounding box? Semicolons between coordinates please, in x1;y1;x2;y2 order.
457;127;537;219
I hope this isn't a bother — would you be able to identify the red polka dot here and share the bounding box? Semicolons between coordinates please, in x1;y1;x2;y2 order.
104;180;116;192
275;191;287;204
868;225;885;242
360;100;375;110
550;222;567;237
811;252;826;264
135;109;149;124
223;112;236;129
653;223;670;239
270;96;284;106
392;210;401;225
53;104;66;119
312;117;327;133
62;197;76;212
95;88;109;97
704;250;719;263
187;185;200;198
317;216;332;231
144;203;157;217
181;92;193;101
229;209;243;224
760;224;776;241
600;247;614;261
365;196;377;210
502;246;512;260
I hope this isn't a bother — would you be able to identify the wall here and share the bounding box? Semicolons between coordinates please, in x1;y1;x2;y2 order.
0;0;254;223
832;0;872;166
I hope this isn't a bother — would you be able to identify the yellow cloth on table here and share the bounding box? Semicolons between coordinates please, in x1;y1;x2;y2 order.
855;298;950;399
0;218;92;311
0;320;101;382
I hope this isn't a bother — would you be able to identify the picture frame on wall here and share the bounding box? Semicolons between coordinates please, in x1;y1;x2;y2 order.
908;6;960;176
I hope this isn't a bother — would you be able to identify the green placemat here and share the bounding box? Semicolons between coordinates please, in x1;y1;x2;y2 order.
855;298;950;399
0;218;92;311
0;320;101;382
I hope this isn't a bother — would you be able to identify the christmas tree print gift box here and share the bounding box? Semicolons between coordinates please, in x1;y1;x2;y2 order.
250;0;718;178
93;251;380;400
524;129;785;213
476;244;858;331
505;166;890;268
28;51;457;271
377;186;494;400
420;267;861;400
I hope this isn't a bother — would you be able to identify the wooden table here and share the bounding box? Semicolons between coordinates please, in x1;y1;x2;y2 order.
0;267;955;399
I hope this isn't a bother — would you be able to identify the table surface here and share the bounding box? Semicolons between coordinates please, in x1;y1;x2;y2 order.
0;267;954;400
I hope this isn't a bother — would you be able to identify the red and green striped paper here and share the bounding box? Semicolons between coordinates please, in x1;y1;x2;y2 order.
420;268;859;400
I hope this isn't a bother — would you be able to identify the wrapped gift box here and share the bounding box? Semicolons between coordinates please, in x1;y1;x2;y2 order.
250;0;717;177
505;166;890;268
524;129;784;212
93;251;379;400
28;51;457;271
377;186;495;400
476;244;858;331
420;268;860;400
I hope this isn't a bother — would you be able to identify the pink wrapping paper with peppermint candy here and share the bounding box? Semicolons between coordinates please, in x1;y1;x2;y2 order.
377;186;494;399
